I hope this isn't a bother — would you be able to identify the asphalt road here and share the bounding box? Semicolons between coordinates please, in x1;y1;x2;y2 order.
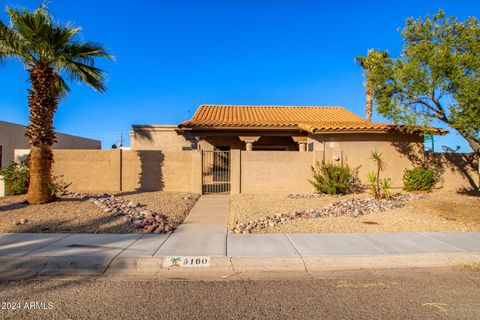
0;268;479;320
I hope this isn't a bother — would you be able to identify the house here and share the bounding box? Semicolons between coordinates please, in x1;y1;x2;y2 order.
47;104;476;195
0;120;101;168
126;104;452;193
130;104;444;154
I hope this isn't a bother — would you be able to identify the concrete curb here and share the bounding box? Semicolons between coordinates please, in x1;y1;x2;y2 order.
103;252;480;276
1;253;479;278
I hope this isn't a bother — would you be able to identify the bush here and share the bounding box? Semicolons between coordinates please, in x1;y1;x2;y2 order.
0;161;30;195
403;166;437;192
309;161;360;195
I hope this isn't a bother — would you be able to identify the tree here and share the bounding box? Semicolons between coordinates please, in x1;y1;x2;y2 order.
0;6;113;204
356;51;388;122
356;10;480;154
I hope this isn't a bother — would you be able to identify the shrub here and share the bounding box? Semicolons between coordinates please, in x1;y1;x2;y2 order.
50;175;72;196
403;166;437;192
309;161;360;195
0;161;30;195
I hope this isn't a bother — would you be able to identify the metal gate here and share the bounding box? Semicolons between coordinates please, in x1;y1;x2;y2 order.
202;151;230;194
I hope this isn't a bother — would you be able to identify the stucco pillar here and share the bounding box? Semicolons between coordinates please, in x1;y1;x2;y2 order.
191;150;203;194
292;136;308;152
230;149;241;194
239;136;260;151
0;175;5;197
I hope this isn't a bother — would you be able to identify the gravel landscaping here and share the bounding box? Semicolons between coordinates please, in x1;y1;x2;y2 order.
0;191;200;233
229;191;480;233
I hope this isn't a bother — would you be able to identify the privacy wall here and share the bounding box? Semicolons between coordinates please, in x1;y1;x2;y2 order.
51;149;479;194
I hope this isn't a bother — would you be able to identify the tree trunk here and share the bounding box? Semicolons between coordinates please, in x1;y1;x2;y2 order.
365;86;373;122
26;63;58;204
464;136;480;156
27;145;54;204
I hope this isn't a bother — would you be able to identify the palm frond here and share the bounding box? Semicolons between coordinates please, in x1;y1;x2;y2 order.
54;75;70;99
61;41;114;64
0;19;35;63
2;5;112;95
63;60;107;92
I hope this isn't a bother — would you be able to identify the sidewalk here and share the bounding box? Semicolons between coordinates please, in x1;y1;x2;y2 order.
0;231;479;278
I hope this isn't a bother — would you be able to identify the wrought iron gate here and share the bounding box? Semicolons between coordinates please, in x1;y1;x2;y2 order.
202;151;230;194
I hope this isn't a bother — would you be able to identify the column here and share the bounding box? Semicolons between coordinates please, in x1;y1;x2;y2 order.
292;136;308;152
238;136;260;151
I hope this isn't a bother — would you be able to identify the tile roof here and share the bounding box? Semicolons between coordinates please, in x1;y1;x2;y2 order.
178;105;447;134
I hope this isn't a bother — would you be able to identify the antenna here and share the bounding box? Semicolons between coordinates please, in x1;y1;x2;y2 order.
119;132;124;148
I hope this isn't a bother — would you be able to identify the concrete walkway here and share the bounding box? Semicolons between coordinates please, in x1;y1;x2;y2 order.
0;231;479;278
156;195;229;257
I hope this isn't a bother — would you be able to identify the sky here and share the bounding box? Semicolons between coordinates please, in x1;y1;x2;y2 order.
0;0;478;150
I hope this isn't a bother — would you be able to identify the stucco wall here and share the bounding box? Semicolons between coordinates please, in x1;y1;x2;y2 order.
0;120;100;168
49;147;478;194
425;153;479;192
240;151;313;193
53;150;121;192
318;133;424;188
122;150;199;192
52;149;201;193
130;126;192;151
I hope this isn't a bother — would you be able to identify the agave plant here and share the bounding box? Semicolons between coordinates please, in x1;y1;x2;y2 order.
0;5;113;204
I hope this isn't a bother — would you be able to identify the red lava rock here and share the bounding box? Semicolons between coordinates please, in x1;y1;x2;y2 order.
144;225;155;233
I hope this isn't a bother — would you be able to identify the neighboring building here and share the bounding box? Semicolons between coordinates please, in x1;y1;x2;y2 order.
0;120;101;168
130;104;446;153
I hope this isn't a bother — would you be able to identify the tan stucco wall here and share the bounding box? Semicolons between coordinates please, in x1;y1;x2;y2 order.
425;153;479;192
53;150;121;192
50;144;478;194
240;151;314;193
52;149;202;193
130;126;192;151
122;150;200;193
0;120;100;168
314;133;424;188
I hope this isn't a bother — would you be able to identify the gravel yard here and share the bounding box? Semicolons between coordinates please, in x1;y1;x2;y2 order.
0;191;199;233
228;191;480;233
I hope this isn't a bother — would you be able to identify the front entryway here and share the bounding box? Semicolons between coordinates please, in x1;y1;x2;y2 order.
202;150;230;194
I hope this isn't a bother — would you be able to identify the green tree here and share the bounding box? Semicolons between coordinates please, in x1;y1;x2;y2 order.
0;6;113;204
356;10;480;154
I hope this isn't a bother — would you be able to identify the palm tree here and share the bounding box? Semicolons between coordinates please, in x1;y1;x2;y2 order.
0;6;113;204
355;56;373;122
356;50;388;122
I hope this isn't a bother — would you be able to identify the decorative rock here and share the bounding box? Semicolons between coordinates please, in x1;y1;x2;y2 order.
144;225;155;233
128;201;139;208
233;193;423;233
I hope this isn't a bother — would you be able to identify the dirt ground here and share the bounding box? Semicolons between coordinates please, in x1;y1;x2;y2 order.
0;191;200;233
228;191;480;233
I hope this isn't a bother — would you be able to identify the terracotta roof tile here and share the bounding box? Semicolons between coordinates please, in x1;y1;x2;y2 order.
179;105;447;134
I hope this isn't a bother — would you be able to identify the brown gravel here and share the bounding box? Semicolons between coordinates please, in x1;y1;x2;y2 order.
0;191;199;233
229;191;480;233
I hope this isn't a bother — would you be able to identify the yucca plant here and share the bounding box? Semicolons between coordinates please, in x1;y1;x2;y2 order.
380;178;392;199
0;5;113;204
367;150;391;198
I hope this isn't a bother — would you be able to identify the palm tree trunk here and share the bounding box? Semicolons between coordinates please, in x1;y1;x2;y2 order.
26;63;58;204
27;145;54;204
365;86;373;122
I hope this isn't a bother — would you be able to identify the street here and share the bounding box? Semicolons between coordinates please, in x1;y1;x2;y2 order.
0;267;479;319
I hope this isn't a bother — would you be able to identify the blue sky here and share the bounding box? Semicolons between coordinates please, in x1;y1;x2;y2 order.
1;0;478;150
